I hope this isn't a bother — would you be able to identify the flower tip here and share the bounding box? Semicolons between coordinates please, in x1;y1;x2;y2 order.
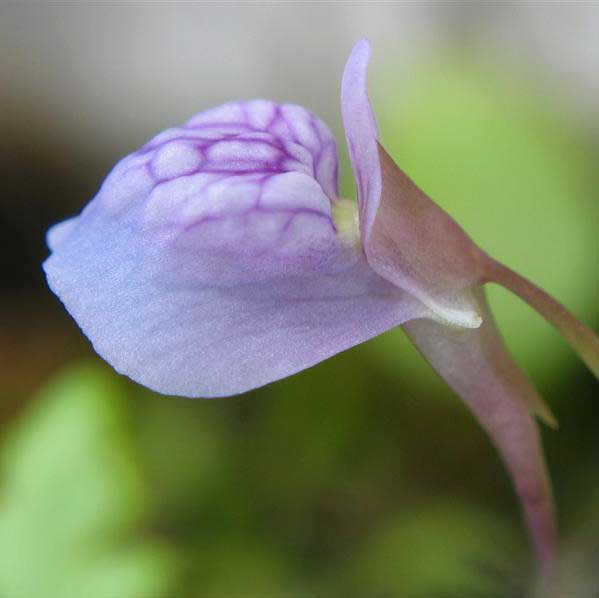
345;39;372;84
46;217;78;252
544;411;559;431
531;393;559;430
351;38;372;57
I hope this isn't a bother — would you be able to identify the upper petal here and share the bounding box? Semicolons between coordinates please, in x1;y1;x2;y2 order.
44;101;427;397
341;41;484;327
341;39;381;242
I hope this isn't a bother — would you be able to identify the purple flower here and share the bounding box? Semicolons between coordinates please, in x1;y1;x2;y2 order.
44;40;599;572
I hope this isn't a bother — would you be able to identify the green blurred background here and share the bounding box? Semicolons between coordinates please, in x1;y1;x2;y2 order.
1;3;598;597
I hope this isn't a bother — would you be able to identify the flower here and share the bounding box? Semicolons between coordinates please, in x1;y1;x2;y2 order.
44;39;598;573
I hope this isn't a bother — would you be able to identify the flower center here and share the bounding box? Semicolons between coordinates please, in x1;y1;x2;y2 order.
332;198;360;246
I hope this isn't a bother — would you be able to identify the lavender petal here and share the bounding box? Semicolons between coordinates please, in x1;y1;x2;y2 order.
44;99;428;396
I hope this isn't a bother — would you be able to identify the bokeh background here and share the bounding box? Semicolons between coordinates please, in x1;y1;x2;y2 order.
1;2;598;597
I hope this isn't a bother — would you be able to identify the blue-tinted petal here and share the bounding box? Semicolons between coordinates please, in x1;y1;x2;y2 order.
44;208;425;397
44;101;427;397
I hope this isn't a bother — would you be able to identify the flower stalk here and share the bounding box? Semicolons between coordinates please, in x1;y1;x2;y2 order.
486;259;599;380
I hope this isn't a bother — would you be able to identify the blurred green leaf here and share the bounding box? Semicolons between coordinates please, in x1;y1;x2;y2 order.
187;535;300;598
250;353;373;505
0;362;178;598
133;391;229;533
341;502;526;597
228;351;405;560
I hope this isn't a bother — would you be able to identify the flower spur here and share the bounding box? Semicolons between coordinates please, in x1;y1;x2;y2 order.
44;39;599;574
